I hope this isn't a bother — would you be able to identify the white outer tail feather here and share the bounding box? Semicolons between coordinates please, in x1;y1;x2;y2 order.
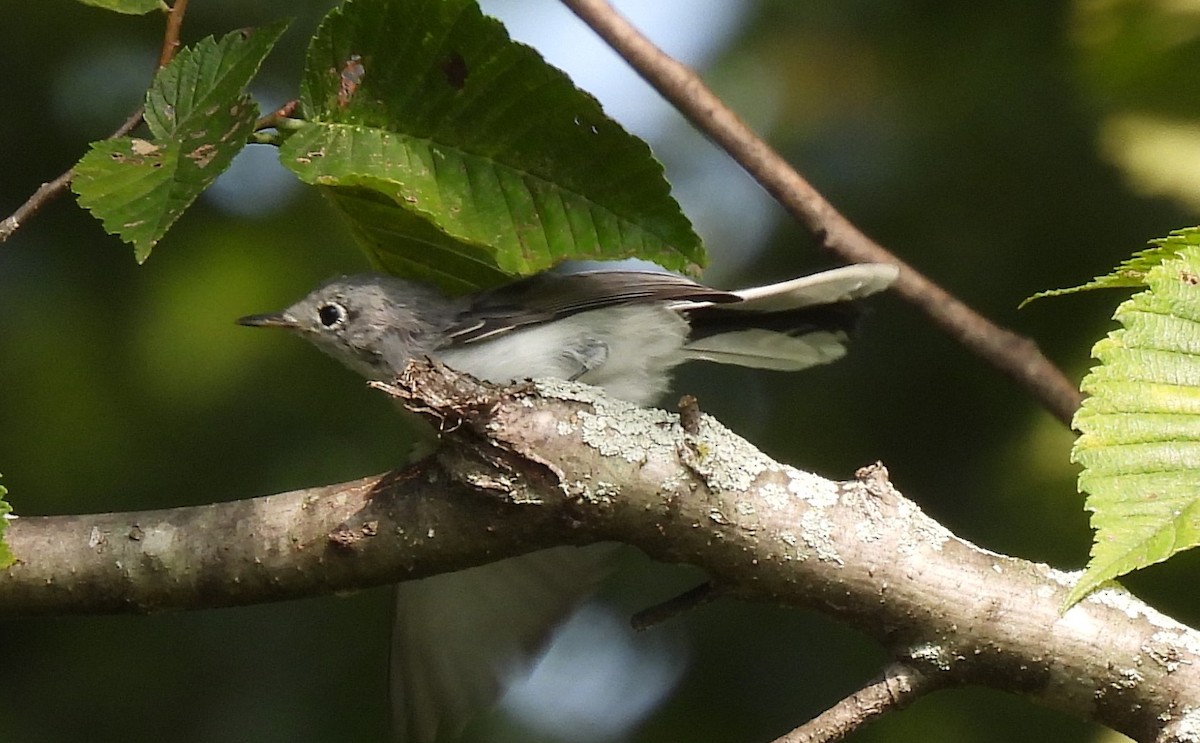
678;263;898;371
730;263;899;310
671;263;899;313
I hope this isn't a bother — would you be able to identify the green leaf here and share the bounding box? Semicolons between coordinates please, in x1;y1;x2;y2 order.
0;476;14;570
1065;241;1200;607
144;21;290;140
283;0;703;291
75;0;162;14
1022;226;1200;306
326;185;510;293
72;21;289;262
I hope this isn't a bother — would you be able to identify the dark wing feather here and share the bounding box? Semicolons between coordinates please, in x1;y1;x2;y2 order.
447;271;737;344
684;302;862;341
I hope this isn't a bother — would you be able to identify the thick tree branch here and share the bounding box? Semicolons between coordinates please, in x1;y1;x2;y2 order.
559;0;1084;427
0;362;1196;741
0;466;571;615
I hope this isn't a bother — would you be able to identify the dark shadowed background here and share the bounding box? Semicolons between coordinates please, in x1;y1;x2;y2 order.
2;0;1194;741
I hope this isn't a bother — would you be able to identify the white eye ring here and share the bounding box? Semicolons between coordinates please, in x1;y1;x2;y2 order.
317;302;348;328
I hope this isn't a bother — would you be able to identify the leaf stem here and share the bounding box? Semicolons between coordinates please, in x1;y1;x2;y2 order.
255;100;301;132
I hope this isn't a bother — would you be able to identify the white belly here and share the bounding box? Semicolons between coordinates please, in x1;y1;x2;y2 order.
437;305;689;405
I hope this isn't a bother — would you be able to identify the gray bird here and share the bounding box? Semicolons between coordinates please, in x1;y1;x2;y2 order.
237;262;898;742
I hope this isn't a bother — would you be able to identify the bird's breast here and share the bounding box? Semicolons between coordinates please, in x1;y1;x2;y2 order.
436;305;689;405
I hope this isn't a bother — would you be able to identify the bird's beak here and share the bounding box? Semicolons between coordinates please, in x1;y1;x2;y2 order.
236;312;298;329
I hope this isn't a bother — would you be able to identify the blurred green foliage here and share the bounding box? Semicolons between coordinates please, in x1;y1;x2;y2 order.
3;0;1198;741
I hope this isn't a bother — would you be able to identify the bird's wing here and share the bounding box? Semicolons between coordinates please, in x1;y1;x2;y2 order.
391;543;624;743
447;271;735;344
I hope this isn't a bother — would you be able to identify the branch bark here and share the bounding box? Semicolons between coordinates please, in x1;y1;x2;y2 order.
770;664;936;743
0;465;569;615
1;363;1196;742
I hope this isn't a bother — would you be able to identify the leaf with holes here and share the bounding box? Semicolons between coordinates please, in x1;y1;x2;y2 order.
1065;234;1200;607
281;0;703;291
72;21;288;262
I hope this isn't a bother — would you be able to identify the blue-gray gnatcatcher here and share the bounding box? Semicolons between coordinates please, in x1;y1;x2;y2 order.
238;263;898;742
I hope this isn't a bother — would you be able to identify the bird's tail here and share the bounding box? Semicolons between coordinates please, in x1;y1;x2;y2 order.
677;263;899;371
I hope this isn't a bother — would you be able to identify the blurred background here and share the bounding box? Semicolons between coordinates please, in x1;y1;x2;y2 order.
1;0;1196;740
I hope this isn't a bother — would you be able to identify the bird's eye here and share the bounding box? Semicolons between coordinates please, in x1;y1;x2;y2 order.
317;302;348;328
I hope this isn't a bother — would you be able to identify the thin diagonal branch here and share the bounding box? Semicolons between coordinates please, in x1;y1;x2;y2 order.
0;171;77;243
559;0;1084;427
770;664;936;743
630;581;717;631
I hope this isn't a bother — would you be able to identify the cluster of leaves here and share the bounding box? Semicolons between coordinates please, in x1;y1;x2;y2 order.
73;21;288;262
69;0;704;291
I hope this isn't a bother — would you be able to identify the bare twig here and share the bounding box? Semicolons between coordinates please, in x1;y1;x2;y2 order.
0;105;146;243
560;0;1084;427
770;664;935;743
630;581;716;630
157;0;190;68
0;0;190;245
0;172;76;243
